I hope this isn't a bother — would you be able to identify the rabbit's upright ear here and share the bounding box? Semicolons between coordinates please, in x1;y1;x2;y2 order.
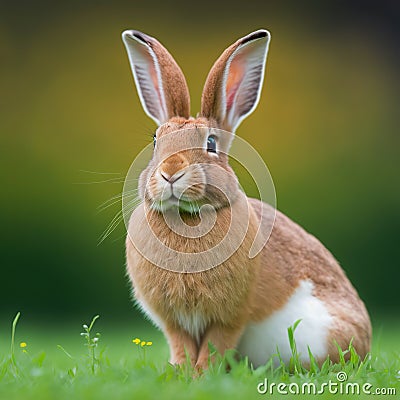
201;30;270;132
122;30;190;125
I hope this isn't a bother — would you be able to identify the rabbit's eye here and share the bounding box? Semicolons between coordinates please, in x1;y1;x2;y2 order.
153;133;157;148
207;135;217;153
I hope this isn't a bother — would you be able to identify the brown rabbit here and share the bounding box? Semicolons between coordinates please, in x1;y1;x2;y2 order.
122;29;371;370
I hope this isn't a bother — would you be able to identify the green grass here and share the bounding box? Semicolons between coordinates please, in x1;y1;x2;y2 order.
0;314;398;400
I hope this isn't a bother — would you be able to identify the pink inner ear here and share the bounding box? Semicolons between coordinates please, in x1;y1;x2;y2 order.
225;61;245;111
149;65;163;105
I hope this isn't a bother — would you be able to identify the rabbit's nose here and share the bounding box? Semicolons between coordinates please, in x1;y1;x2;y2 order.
160;153;189;182
160;171;185;183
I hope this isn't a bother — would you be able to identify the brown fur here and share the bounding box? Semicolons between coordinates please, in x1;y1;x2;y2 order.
123;30;371;370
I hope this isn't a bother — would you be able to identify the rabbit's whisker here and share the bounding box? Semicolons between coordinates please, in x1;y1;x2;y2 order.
97;189;139;212
98;197;141;244
79;170;122;175
74;177;127;185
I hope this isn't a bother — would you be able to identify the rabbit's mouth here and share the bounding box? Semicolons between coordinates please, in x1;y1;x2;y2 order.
145;166;207;213
151;194;203;214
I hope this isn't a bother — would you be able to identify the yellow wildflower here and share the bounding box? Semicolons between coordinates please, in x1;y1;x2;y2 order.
132;338;141;344
20;342;27;348
140;341;146;347
146;341;153;346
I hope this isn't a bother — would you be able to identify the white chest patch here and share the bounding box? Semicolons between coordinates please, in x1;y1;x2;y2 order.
137;297;208;344
175;310;208;344
136;297;165;331
237;280;333;368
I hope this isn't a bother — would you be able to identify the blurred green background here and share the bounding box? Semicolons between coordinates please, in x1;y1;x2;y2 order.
1;0;399;333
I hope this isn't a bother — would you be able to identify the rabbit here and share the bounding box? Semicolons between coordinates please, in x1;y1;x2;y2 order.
121;28;371;370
